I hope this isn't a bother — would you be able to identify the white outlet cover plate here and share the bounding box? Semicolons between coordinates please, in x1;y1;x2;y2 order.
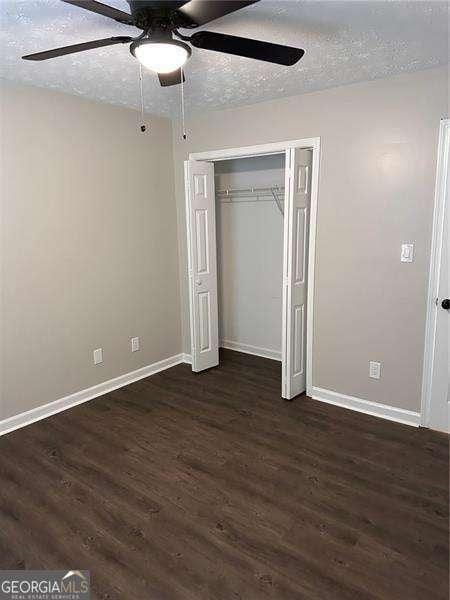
369;361;381;379
93;348;103;365
401;243;414;262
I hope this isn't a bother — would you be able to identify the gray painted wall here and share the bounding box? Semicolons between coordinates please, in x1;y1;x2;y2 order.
1;82;181;420
172;67;448;413
215;155;285;355
1;67;447;422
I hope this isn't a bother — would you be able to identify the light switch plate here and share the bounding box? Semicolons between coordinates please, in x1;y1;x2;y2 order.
93;348;103;365
369;361;381;379
131;337;140;352
401;243;414;262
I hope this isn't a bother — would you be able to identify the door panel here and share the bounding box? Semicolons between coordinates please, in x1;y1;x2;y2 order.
185;160;219;372
282;148;312;399
198;291;212;352
195;209;209;273
294;207;306;284
293;304;304;376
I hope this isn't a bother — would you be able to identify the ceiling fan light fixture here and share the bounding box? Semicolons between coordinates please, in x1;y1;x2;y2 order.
130;39;191;74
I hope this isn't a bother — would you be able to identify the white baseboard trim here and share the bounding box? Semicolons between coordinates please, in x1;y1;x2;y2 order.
220;340;281;362
3;355;420;436
310;386;421;427
0;353;188;437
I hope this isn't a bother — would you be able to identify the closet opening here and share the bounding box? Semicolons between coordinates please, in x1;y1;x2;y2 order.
215;154;285;364
184;138;320;400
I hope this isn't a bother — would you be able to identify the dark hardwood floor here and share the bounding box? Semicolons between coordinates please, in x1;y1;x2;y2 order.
0;350;448;600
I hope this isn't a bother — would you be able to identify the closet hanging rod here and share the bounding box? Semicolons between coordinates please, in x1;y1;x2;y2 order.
216;184;285;197
219;197;283;204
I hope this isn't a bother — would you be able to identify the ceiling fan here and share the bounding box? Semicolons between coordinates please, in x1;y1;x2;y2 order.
22;0;305;86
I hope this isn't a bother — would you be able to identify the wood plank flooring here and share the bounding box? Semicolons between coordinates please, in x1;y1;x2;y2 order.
0;349;448;600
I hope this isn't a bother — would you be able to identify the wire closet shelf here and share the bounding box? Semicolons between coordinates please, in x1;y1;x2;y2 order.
216;184;285;215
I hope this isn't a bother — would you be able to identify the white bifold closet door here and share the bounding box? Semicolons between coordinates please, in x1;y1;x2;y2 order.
282;148;312;399
184;160;219;372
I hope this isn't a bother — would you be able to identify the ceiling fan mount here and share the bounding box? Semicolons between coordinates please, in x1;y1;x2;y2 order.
22;1;305;87
126;0;197;31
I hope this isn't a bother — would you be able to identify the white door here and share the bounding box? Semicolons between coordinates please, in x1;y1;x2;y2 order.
426;121;449;432
282;148;312;399
184;160;219;372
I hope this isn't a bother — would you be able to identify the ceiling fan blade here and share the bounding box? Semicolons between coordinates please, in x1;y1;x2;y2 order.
189;31;304;66
61;0;135;26
158;69;185;87
22;36;133;61
178;1;259;27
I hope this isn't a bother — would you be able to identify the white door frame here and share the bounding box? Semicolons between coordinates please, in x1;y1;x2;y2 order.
188;137;321;395
421;119;450;426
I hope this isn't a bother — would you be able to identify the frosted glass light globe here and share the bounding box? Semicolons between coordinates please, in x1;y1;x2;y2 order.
132;40;190;74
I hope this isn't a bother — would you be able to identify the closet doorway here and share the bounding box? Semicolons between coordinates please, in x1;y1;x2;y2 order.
184;138;320;400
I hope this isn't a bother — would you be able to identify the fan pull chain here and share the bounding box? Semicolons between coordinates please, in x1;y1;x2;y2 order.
181;67;187;140
138;64;147;133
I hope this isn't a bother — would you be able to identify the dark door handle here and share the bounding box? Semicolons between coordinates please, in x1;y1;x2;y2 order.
442;298;450;310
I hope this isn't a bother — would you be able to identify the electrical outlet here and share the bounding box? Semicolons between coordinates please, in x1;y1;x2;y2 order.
93;348;103;365
401;243;414;262
131;337;140;352
369;361;381;379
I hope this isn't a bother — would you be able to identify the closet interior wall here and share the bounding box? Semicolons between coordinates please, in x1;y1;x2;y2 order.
215;154;285;359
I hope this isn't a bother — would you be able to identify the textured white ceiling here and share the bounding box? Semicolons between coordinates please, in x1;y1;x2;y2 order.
1;0;448;117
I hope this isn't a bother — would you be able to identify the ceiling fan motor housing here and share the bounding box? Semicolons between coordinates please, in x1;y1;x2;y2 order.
127;1;194;30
